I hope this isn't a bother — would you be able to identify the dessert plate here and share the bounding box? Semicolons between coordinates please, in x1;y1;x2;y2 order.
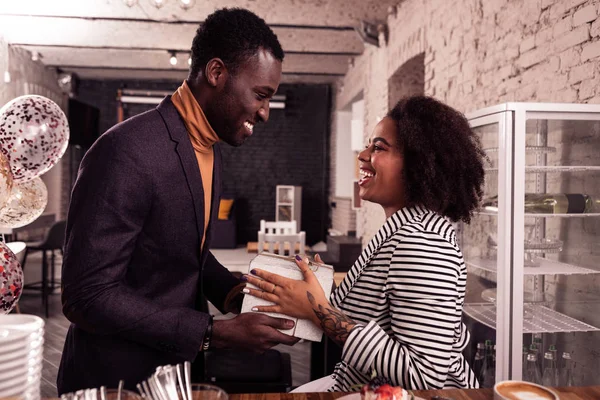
337;392;426;400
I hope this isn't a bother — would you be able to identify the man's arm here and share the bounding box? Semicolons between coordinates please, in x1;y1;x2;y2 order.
201;251;244;314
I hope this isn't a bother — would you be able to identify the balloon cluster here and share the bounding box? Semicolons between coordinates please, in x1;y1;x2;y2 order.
0;95;69;314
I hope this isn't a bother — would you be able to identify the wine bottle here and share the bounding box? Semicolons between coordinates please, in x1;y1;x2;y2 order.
482;193;597;214
472;343;485;385
524;353;542;384
542;351;558;387
481;340;496;388
559;352;575;386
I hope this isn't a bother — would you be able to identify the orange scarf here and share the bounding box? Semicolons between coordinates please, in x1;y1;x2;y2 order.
171;80;219;250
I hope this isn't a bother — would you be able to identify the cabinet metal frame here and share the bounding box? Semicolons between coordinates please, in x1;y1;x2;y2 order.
466;102;600;381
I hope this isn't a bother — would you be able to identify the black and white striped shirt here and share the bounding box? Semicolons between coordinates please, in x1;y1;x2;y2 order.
329;205;478;391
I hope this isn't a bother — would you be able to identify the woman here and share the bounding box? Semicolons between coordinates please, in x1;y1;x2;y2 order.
244;96;486;391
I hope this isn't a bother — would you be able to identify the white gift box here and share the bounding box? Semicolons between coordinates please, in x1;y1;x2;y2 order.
240;252;335;342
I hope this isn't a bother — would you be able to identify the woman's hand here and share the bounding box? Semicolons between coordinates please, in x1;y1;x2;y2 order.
243;254;330;327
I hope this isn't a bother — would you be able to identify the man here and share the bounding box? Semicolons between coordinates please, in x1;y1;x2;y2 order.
57;8;297;394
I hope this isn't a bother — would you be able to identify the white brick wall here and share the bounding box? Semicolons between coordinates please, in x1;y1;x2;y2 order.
329;79;359;235
337;0;600;239
330;197;357;235
332;0;600;383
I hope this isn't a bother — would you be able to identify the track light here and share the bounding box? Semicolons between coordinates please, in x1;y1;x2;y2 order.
188;56;192;66
149;0;165;9
355;20;388;47
123;0;139;6
4;71;11;83
169;51;178;66
179;0;196;10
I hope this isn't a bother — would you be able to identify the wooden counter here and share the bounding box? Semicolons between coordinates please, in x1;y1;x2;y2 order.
230;386;600;400
46;385;600;400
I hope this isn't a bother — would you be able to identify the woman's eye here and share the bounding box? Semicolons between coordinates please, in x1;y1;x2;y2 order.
256;93;267;100
373;145;384;151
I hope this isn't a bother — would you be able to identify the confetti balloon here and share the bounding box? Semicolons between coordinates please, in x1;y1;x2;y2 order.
0;95;69;182
0;242;23;314
0;151;13;210
0;176;47;229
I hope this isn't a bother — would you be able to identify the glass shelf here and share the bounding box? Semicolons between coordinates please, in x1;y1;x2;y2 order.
464;303;600;333
481;288;554;304
477;211;600;217
484;146;556;154
488;239;564;253
523;239;563;253
484;166;600;173
466;257;600;275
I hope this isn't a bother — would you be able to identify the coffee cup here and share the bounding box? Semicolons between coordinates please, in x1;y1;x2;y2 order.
494;380;559;400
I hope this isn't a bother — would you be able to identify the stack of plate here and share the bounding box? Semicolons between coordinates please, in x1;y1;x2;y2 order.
0;314;45;400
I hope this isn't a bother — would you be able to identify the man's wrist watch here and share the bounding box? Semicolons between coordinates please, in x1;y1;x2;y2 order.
202;315;213;351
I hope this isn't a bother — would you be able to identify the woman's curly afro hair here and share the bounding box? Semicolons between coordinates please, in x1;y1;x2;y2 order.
387;96;486;224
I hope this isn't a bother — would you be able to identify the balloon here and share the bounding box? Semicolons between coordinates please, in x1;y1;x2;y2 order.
0;242;23;314
0;151;13;210
0;176;47;229
0;95;69;182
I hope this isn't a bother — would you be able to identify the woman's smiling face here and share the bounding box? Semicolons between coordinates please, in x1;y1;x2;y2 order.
357;117;407;218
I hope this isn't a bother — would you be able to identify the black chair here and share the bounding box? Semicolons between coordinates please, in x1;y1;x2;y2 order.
193;287;293;393
22;220;66;318
203;348;292;393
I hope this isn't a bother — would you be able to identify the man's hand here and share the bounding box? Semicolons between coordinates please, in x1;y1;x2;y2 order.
211;313;299;353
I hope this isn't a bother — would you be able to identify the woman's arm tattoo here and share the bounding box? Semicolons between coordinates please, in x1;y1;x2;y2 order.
307;292;356;346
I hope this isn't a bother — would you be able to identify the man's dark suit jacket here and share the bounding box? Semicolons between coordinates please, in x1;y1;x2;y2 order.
57;97;240;394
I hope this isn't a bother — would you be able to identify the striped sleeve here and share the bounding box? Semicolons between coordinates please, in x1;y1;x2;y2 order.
341;229;462;389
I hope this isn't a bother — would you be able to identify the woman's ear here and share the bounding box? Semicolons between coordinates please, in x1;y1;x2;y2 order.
204;58;228;88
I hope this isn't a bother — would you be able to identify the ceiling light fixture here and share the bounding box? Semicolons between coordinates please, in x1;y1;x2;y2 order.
149;0;166;9
179;0;196;10
355;20;388;47
169;51;178;66
123;0;139;7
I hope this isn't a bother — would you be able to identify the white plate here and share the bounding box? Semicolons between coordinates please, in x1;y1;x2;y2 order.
0;344;43;361
337;391;426;400
0;314;45;330
0;374;28;392
0;327;31;345
0;363;30;382
0;370;41;393
0;336;44;357
0;352;43;372
337;394;360;400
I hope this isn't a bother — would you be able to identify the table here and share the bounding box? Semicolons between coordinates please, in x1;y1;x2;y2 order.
45;386;600;400
246;242;305;253
230;386;600;400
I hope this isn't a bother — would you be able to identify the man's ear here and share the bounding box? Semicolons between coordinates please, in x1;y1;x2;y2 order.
205;58;228;88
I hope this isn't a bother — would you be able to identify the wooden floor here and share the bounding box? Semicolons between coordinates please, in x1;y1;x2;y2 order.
15;248;311;398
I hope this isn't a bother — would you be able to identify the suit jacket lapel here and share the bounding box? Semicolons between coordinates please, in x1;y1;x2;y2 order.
157;97;205;245
331;205;428;306
201;143;222;262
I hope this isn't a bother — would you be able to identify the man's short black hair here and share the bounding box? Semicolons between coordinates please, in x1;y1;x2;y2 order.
388;96;486;224
189;8;284;78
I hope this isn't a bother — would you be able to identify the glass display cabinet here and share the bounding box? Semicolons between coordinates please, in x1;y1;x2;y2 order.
461;103;600;387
